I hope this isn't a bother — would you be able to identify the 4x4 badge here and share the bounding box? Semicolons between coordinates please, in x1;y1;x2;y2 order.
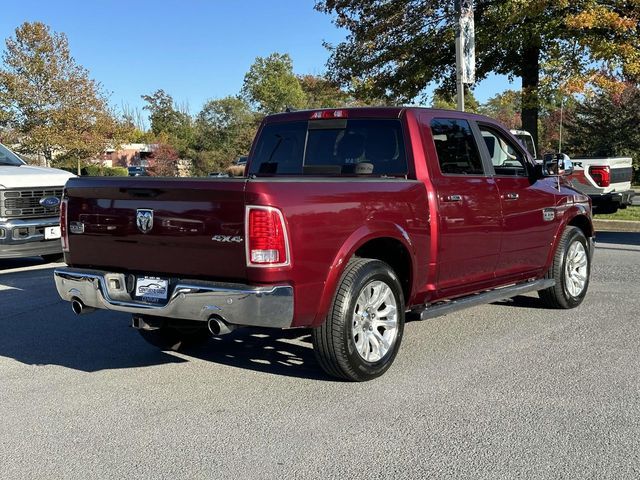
136;209;154;233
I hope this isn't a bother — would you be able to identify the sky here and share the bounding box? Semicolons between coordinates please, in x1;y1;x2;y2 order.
0;0;514;125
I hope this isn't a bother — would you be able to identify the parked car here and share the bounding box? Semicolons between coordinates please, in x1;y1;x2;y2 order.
53;108;594;381
127;166;148;177
0;142;74;261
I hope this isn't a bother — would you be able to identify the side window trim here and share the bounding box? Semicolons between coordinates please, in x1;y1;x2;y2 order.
469;120;495;177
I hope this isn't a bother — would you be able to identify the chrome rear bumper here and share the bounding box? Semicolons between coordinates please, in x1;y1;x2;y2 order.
54;267;294;328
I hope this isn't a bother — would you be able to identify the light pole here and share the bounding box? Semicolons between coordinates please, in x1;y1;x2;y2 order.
455;0;475;111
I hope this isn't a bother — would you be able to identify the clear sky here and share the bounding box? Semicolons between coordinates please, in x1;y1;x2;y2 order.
0;0;514;124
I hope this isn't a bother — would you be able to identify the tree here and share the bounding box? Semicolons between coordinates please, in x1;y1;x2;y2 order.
566;84;640;181
316;1;640;151
298;74;351;108
242;53;306;114
141;89;194;156
0;22;118;166
192;96;257;175
432;89;480;113
479;90;521;130
148;143;180;177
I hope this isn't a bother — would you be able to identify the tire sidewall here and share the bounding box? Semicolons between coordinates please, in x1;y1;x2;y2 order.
336;261;405;379
559;228;590;307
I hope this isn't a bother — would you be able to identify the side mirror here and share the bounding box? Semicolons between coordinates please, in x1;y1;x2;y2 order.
543;153;573;176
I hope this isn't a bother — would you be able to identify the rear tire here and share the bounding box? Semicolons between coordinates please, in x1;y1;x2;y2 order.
539;226;591;309
312;258;405;381
136;317;210;351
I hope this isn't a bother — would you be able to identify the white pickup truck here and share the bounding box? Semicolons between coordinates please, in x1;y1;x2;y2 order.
0;142;74;261
511;130;635;213
567;157;635;213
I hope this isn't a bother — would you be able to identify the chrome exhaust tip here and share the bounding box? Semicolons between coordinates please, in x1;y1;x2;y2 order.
71;298;96;315
207;316;236;336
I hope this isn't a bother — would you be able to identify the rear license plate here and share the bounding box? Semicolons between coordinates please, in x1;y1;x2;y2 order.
135;276;169;300
44;226;61;240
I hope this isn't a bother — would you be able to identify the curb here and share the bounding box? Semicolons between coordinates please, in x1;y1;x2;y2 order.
593;219;640;233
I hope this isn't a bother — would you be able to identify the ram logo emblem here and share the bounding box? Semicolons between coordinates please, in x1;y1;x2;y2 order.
136;209;154;234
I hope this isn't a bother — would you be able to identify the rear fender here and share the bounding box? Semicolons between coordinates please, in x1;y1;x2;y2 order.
311;223;416;327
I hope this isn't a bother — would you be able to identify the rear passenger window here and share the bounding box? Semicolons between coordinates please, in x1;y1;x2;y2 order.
430;119;484;175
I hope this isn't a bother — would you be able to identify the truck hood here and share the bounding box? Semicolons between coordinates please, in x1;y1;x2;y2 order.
0;165;75;189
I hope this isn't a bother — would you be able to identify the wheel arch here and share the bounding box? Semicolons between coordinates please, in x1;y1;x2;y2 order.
312;225;415;327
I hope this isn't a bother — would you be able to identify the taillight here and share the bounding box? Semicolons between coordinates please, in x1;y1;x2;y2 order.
589;166;610;187
246;206;290;267
60;197;69;252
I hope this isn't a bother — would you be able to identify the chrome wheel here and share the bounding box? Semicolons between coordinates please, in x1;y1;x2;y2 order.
352;280;398;362
564;241;588;297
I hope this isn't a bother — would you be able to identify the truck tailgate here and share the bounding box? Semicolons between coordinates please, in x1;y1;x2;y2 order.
65;177;247;281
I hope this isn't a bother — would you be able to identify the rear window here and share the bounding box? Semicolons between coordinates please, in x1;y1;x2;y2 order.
249;119;407;176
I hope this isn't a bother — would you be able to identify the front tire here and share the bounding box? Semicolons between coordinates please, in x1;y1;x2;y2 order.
312;258;405;381
539;226;591;309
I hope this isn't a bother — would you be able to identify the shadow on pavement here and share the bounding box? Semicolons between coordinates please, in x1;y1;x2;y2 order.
491;294;548;310
0;256;52;272
0;264;328;379
185;327;332;381
595;231;640;246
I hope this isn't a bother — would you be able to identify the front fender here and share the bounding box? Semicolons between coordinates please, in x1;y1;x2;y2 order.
544;200;593;271
311;222;416;327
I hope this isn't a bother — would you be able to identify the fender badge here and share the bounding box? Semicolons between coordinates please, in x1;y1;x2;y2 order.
543;208;555;222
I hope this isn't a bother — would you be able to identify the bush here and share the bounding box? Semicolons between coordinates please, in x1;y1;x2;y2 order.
81;165;128;176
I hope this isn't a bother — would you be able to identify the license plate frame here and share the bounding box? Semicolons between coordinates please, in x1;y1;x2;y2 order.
134;276;169;302
44;226;61;240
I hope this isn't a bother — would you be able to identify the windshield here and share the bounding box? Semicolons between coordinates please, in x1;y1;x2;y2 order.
249;119;407;176
0;143;26;166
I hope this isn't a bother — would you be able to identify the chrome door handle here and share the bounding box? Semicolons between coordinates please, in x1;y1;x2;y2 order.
503;192;519;200
443;194;463;202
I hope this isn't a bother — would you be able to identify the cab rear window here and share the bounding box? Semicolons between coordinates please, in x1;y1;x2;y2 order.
249;119;407;176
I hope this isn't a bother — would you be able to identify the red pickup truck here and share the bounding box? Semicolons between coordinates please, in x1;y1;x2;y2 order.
54;108;594;381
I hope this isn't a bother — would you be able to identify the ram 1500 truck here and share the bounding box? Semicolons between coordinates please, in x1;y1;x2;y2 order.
0;142;74;261
53;108;594;381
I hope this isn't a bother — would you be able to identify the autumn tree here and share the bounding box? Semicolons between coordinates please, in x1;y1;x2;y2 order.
242;53;306;114
479;90;521;130
432;90;480;113
316;1;640;151
0;22;118;167
298;74;351;108
148;143;180;176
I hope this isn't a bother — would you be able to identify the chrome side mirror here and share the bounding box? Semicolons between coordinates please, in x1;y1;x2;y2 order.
543;153;573;176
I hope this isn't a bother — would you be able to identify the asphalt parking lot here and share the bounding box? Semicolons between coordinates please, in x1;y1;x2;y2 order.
1;232;639;479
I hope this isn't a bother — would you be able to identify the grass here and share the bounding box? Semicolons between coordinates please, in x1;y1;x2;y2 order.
594;205;640;221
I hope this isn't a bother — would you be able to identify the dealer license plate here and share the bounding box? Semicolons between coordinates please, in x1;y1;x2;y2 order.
44;226;61;240
135;276;169;300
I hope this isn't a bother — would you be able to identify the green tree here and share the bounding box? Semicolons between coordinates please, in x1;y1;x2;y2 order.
432;89;480;113
0;22;118;167
316;1;640;151
479;90;521;130
192;96;257;175
566;84;640;181
141;89;194;156
242;53;306;114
